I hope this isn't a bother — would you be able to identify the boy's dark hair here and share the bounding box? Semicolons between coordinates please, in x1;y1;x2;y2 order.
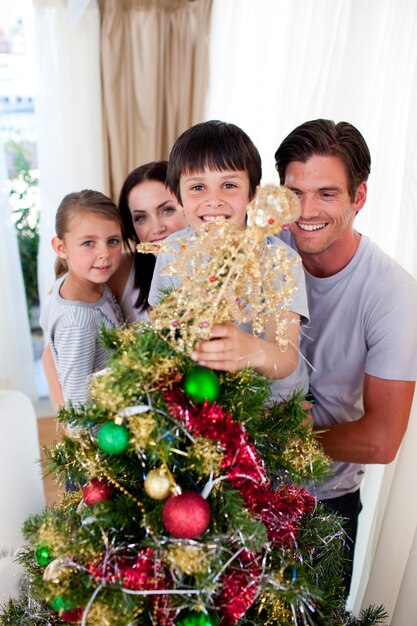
118;161;169;312
166;120;262;203
274;119;371;201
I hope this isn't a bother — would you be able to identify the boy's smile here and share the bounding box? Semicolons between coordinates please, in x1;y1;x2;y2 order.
179;168;252;231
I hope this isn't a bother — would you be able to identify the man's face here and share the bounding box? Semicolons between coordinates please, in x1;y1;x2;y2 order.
178;168;252;232
284;154;366;257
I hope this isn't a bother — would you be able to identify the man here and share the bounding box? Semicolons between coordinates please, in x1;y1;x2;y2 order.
274;119;417;592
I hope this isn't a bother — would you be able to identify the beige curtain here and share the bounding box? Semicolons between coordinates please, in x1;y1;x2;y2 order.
98;0;212;200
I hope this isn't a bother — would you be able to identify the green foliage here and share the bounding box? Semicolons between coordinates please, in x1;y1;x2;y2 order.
6;139;40;314
214;483;268;553
345;606;389;625
0;589;53;625
0;326;386;626
243;390;332;484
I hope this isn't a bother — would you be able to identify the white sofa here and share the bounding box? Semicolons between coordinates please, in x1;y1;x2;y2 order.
0;390;45;602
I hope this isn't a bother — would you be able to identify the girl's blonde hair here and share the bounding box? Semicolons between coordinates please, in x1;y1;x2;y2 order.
54;189;125;278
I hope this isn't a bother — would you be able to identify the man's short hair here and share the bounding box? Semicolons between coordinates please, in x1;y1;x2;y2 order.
274;119;371;200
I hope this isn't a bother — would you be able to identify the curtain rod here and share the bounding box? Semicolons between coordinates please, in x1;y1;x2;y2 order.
97;0;198;11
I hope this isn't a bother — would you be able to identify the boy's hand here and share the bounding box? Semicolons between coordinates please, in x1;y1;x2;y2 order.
301;400;313;431
191;313;300;380
191;322;260;372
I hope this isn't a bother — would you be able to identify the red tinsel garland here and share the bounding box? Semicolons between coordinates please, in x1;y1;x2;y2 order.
88;548;176;626
164;387;315;624
88;548;157;588
215;548;261;626
164;388;315;548
84;388;315;626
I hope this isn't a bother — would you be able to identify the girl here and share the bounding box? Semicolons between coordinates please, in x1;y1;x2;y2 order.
43;162;186;409
47;190;124;407
108;161;187;321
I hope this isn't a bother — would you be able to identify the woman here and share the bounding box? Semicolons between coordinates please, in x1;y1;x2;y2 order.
108;161;186;321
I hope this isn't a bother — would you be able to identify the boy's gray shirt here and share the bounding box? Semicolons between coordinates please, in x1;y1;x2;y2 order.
149;226;310;402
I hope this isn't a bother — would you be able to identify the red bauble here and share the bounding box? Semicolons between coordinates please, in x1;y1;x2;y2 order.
60;608;84;623
82;478;113;506
162;490;211;539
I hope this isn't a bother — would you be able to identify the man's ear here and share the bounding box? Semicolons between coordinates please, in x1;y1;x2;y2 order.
353;181;367;214
52;237;67;258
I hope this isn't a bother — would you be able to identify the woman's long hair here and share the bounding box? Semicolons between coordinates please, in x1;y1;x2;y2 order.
118;161;169;312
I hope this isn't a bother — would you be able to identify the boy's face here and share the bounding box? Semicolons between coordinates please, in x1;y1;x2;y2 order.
178;168;252;231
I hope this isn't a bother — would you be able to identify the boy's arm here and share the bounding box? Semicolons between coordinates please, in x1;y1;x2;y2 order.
192;312;300;379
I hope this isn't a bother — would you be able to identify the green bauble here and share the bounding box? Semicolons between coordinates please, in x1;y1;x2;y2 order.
50;595;74;612
34;544;53;567
97;422;129;455
183;366;220;404
176;610;219;626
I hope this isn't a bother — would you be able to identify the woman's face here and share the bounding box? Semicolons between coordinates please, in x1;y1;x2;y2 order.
128;180;187;243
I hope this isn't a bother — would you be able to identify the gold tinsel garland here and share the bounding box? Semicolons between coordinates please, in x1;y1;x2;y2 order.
127;413;158;450
137;184;301;355
88;353;182;413
165;543;211;576
281;436;332;477
258;592;293;623
187;436;224;477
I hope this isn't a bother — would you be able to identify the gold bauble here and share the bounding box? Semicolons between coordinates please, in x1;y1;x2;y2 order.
144;467;172;500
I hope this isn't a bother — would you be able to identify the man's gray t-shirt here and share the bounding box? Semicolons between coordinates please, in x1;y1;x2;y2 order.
280;231;417;500
149;227;310;402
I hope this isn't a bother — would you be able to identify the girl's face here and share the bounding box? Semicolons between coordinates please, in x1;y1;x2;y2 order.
53;211;123;286
128;180;186;242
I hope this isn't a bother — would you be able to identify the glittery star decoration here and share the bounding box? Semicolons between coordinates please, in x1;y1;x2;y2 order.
137;184;301;355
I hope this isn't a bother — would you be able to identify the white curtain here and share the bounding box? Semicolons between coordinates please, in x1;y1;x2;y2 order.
0;141;37;400
206;1;417;622
28;0;417;620
33;0;105;315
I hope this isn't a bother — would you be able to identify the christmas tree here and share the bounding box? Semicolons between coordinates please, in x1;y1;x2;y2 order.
0;187;387;626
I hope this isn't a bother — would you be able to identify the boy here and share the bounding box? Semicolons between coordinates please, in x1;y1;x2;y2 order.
149;120;309;402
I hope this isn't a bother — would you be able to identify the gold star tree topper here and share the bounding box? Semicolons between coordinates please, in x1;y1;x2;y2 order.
137;184;301;355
